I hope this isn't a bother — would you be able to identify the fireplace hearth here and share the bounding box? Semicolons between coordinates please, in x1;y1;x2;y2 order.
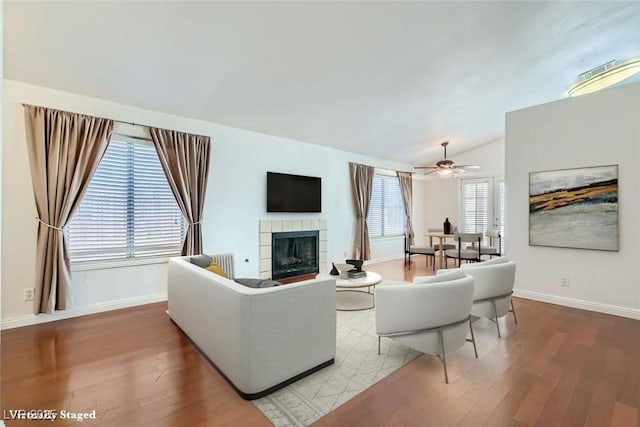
271;230;319;280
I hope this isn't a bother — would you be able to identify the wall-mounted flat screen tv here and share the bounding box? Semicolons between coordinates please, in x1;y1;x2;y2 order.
267;172;321;213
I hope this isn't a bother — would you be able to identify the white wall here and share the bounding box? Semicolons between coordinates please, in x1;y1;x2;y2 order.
0;5;5;420
2;79;420;327
422;139;505;242
506;82;640;319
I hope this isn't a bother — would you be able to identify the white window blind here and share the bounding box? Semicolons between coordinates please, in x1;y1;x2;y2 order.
461;179;489;244
368;173;405;238
67;136;185;263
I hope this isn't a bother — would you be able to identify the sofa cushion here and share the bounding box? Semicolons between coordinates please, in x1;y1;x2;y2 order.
190;254;213;268
234;278;281;288
206;261;227;278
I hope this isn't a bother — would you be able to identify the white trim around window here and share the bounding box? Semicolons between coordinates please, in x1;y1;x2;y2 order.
66;132;186;268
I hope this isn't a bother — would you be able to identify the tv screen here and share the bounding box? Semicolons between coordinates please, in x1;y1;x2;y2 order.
267;172;321;213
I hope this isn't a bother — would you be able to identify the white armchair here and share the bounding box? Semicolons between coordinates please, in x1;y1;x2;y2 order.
460;256;517;338
375;270;477;383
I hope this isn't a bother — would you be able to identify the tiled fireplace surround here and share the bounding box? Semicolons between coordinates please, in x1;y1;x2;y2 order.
259;219;328;280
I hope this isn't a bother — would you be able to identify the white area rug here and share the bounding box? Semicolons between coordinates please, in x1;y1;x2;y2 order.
253;280;420;426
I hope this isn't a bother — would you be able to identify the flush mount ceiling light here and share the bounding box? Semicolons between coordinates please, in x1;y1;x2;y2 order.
568;58;640;97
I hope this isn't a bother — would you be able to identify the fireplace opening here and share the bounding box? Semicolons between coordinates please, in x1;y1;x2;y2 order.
271;230;319;280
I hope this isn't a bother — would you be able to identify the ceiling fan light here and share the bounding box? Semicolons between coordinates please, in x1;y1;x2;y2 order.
415;141;479;176
568;58;640;97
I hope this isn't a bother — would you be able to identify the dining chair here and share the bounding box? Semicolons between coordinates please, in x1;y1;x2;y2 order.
404;231;436;270
480;229;502;259
445;233;482;268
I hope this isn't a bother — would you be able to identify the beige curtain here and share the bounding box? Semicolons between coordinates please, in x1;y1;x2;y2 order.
149;128;211;256
349;162;375;260
397;171;414;251
24;105;113;314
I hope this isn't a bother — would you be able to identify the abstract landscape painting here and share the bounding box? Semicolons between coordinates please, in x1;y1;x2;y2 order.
529;165;618;251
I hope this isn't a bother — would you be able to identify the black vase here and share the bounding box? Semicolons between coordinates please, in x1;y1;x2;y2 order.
443;218;451;234
329;262;339;276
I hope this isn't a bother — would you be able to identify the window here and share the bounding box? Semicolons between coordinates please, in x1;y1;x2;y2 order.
461;179;489;235
497;180;505;253
66;135;185;263
460;178;506;251
368;173;405;238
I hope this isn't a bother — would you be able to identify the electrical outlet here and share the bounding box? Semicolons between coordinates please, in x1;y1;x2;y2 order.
24;288;35;301
560;276;569;287
343;250;347;257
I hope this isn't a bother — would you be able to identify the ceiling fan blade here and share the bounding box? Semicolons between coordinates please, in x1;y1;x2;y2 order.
421;169;440;175
417;143;479;174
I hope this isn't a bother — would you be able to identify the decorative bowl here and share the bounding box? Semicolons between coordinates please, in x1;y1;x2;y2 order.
345;259;363;271
334;263;355;272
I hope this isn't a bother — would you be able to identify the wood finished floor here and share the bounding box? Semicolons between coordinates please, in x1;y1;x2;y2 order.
2;258;639;426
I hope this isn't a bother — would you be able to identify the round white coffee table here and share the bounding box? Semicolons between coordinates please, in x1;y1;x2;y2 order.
319;271;382;311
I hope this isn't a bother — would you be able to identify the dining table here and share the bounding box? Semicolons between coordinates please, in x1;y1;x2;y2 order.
424;231;455;268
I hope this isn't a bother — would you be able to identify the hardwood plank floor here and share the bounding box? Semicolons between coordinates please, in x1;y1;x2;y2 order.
2;258;639;426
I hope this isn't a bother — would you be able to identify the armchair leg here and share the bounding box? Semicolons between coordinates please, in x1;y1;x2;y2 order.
438;329;449;384
492;298;501;338
378;335;381;355
468;318;478;359
510;299;518;324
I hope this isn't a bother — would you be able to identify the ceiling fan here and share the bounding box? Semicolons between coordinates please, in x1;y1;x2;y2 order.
414;141;479;175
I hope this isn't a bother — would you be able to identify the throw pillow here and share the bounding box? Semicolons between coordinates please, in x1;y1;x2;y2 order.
206;261;227;278
234;278;281;288
190;254;213;268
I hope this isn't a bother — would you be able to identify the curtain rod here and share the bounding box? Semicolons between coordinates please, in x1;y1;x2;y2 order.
115;119;143;127
111;131;151;142
22;104;150;129
375;166;414;175
113;120;210;140
22;104;211;140
113;120;151;142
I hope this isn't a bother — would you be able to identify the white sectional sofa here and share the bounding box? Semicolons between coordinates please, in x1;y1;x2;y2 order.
167;256;337;399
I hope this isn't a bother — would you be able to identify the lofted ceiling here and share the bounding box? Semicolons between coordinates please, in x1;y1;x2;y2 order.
4;1;640;165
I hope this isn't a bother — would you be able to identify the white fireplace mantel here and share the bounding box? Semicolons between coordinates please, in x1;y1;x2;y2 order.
259;219;328;280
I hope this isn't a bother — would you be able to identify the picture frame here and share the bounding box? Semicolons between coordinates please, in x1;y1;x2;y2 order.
529;164;618;251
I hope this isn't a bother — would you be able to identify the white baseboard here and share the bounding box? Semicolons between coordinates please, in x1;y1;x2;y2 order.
1;293;167;330
513;289;640;320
